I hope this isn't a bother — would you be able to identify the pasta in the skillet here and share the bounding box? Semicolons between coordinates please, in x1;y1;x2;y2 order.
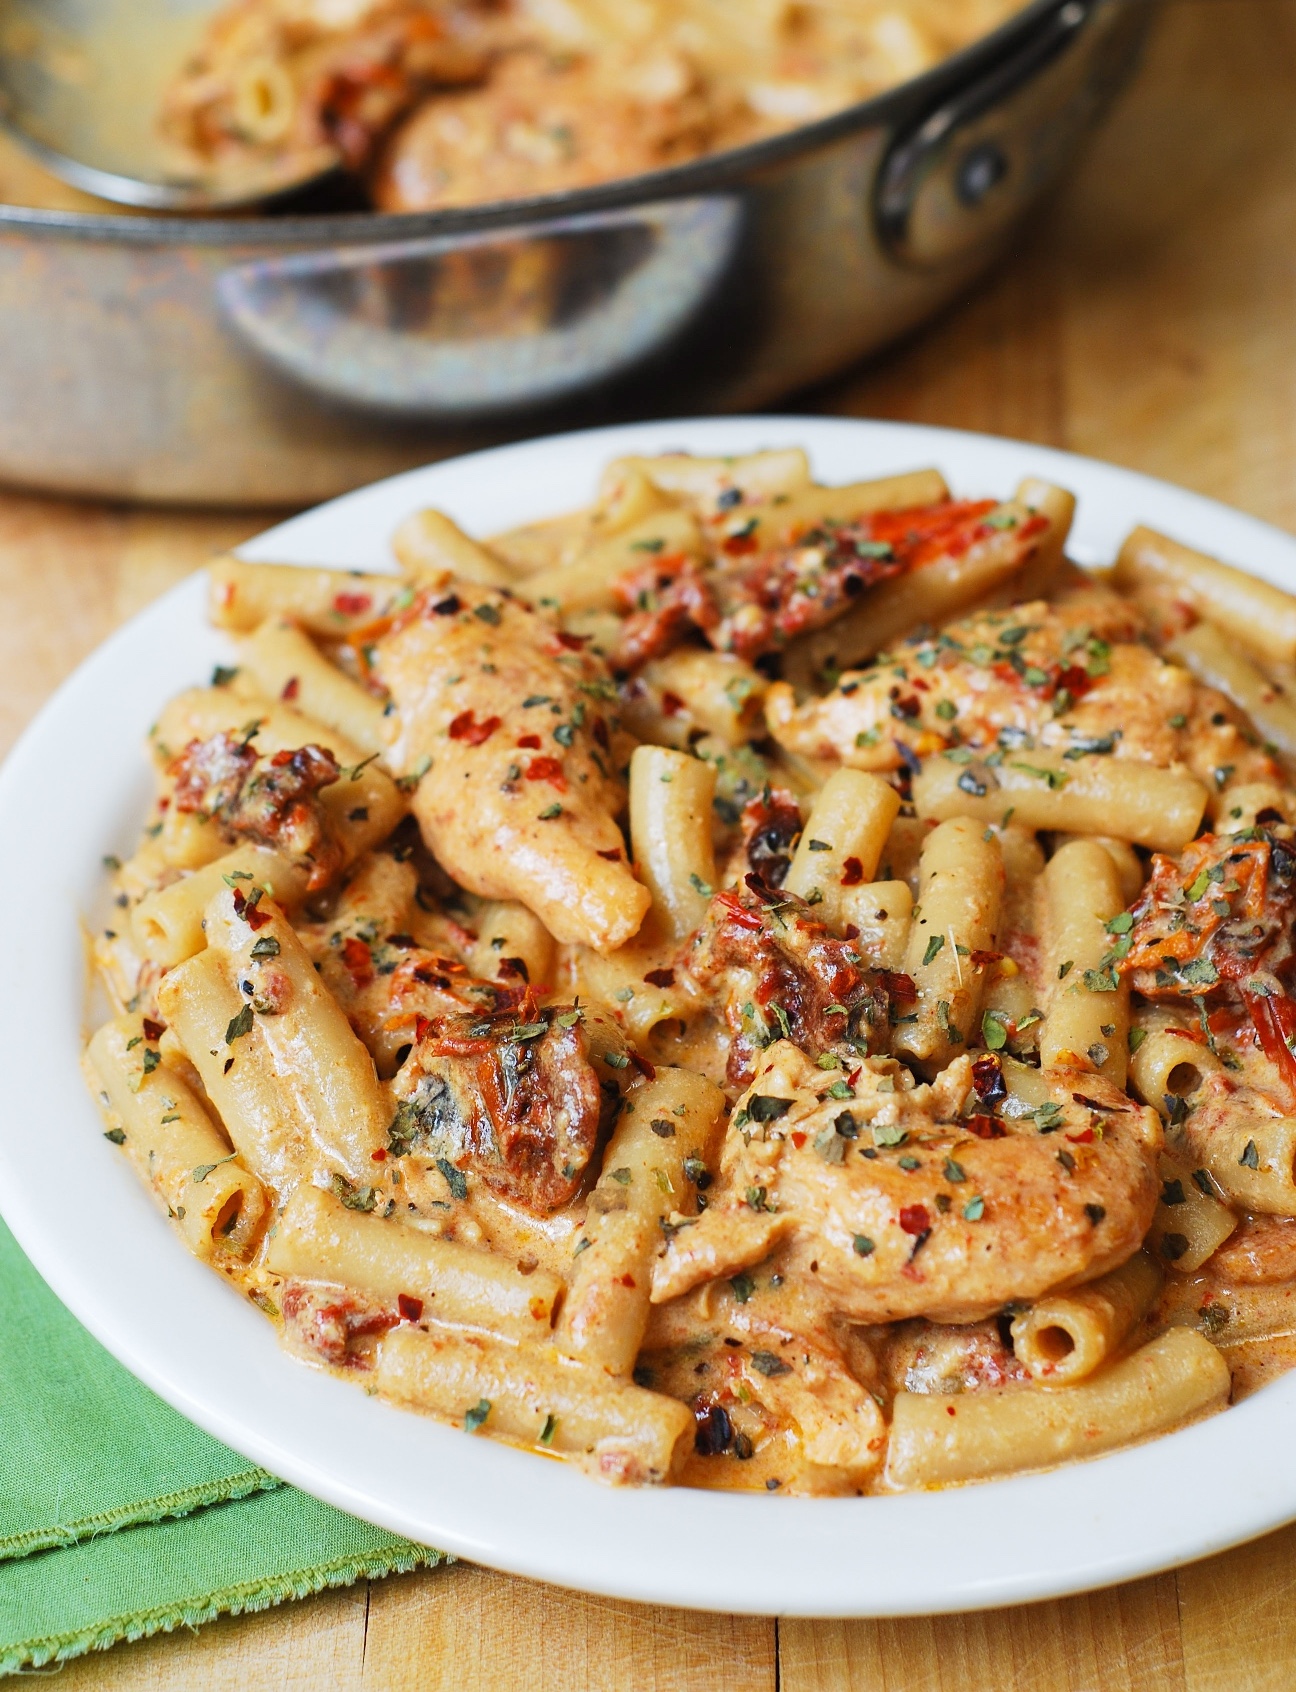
88;445;1296;1493
159;0;1024;211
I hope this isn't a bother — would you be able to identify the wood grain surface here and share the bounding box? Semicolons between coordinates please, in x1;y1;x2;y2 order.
5;0;1296;1685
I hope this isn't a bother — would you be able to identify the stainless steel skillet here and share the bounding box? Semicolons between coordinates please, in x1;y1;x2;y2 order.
0;0;1156;506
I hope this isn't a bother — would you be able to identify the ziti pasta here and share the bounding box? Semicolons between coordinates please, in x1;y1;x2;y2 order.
85;450;1296;1494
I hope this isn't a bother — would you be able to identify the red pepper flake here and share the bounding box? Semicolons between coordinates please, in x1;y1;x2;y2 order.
716;890;764;931
790;1131;807;1149
414;1015;432;1043
627;1051;656;1080
644;967;675;987
1066;1127;1095;1144
281;676;300;702
1056;665;1093;699
617;1274;637;1289
899;1203;930;1235
333;592;372;617
449;710;501;747
342;936;374;986
397;1293;423;1322
517;734;542;750
597;848;622;862
552;631;589;651
525;757;565;787
722;531;758;556
661;691;686;717
879;971;918;1003
142;1017;166;1042
968;949;1002;970
841;857;864;886
592;717;610;750
965;1114;1006;1139
231;885;272;931
371;1148;387;1161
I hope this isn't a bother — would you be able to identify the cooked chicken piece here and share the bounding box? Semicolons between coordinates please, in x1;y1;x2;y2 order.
163;0;497;172
373;43;720;210
388;999;630;1214
1209;1214;1296;1284
680;873;897;1091
376;580;649;952
766;592;1280;801
872;1317;1030;1399
652;1041;1162;1323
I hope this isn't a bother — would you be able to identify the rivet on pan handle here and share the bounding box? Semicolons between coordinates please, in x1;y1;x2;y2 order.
875;0;1149;271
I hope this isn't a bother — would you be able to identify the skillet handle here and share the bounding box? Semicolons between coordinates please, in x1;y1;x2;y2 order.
876;0;1148;269
215;197;741;419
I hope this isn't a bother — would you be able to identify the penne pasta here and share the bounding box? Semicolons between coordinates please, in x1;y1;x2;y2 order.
893;817;1003;1076
160;890;389;1190
86;1015;267;1260
1169;621;1296;762
239;618;391;757
629;746;717;941
1146;1152;1237;1274
782;768;900;929
376;1324;694;1484
622;648;767;750
132;844;308;968
1183;1107;1296;1216
267;1185;561;1342
1129;1026;1221;1111
558;1067;726;1375
521;508;704;616
391;509;514;587
1010;1251;1162;1383
885;1329;1230;1489
1038;839;1131;1086
209;557;410;637
1115;526;1296;664
912;750;1208;853
466;899;557;991
600;449;811;513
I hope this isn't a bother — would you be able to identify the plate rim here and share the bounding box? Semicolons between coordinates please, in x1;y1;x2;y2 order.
3;414;1296;1617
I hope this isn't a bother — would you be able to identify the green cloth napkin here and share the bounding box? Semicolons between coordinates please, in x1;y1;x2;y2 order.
0;1219;445;1675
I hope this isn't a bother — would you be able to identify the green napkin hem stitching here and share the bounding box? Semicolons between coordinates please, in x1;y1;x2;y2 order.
0;1469;279;1563
0;1541;450;1676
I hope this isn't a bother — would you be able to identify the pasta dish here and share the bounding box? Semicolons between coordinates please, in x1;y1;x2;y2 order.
84;444;1296;1494
159;0;1024;211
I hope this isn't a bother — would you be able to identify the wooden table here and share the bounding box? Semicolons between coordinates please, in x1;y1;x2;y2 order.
5;0;1296;1683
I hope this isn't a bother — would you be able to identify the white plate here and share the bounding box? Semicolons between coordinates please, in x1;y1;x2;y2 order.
2;416;1295;1618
